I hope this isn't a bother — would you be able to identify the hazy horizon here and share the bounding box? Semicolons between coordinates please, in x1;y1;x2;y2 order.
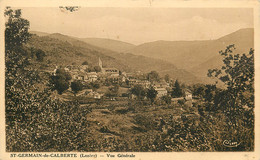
30;27;253;45
19;7;253;45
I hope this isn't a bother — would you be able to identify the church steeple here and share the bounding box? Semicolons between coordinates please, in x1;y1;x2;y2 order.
99;57;103;69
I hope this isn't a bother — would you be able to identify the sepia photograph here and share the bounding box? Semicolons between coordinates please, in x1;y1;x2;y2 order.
0;0;260;159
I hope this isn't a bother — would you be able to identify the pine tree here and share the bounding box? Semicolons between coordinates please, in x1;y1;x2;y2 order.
171;80;183;98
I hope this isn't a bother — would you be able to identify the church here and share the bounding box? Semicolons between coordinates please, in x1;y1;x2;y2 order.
99;58;119;77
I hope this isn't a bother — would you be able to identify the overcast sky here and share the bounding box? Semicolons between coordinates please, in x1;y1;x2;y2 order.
19;7;253;45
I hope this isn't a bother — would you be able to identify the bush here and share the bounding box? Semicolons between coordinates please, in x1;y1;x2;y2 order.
133;114;157;131
50;69;71;94
161;95;171;104
71;80;83;96
177;99;185;106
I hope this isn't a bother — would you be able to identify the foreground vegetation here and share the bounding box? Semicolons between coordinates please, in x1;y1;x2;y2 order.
5;7;254;152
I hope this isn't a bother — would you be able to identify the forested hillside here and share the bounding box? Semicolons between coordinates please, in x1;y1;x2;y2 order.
128;28;253;78
27;33;200;84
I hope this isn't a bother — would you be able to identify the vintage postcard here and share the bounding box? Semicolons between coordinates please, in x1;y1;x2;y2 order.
0;0;259;160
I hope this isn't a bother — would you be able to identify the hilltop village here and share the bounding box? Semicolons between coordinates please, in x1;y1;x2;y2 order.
53;58;192;101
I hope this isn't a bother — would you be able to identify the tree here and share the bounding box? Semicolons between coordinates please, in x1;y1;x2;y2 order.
71;80;83;96
204;84;216;102
146;87;158;104
35;49;46;61
208;45;254;125
50;69;71;95
5;7;31;52
161;95;171;105
147;71;160;82
5;8;93;152
130;85;146;100
171;80;183;98
90;82;100;90
106;85;119;98
192;84;206;98
50;76;70;95
56;68;72;81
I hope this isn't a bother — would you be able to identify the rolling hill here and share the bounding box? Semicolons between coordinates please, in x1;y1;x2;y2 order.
30;31;136;53
27;33;200;84
29;28;253;84
128;28;254;79
191;28;254;79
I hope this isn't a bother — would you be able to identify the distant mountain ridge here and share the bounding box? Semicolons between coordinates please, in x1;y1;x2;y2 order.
30;31;136;53
128;28;254;81
79;38;136;53
129;28;253;70
28;32;200;84
29;28;253;84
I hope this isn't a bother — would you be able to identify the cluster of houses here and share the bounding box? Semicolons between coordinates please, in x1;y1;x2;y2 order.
61;58;120;83
77;89;104;99
53;58;192;101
